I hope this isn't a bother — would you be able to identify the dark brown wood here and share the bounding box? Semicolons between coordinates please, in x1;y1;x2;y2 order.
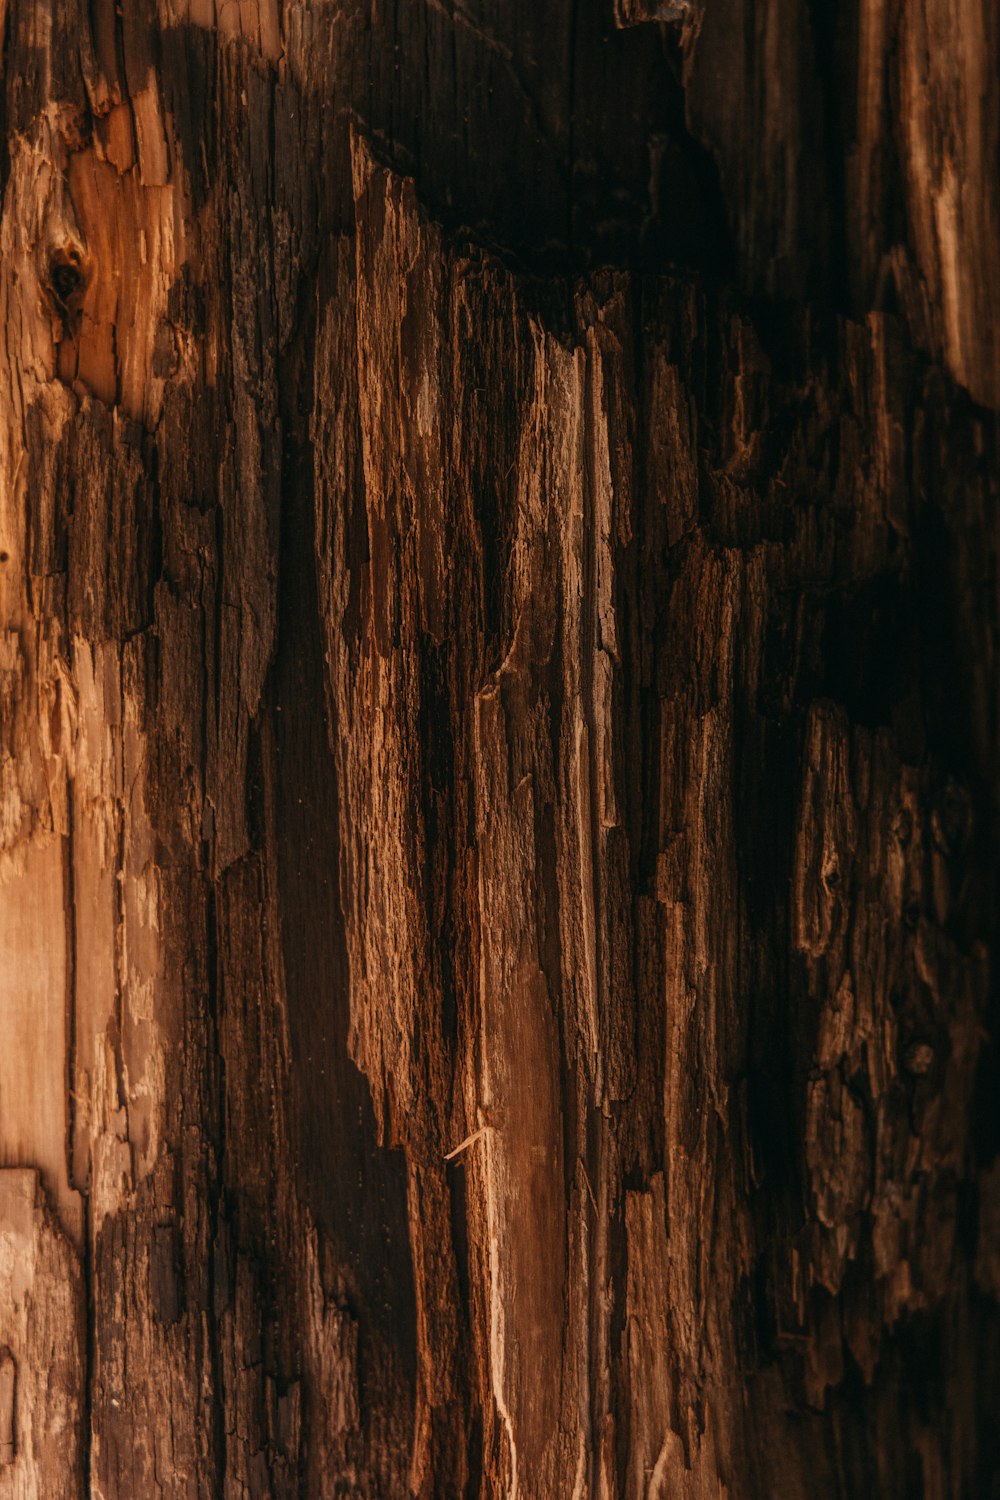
0;1;997;1495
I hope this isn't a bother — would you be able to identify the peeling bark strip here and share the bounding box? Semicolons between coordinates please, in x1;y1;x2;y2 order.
0;0;998;1495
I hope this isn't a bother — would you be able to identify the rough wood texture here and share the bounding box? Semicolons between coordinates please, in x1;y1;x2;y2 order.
680;0;1000;406
0;0;997;1496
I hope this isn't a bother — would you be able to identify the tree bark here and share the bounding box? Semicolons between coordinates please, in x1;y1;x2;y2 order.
0;1;997;1496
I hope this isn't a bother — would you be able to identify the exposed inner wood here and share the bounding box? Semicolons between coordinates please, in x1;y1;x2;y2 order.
0;0;997;1496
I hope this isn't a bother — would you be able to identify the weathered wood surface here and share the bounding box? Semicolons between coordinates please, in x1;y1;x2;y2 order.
0;0;997;1495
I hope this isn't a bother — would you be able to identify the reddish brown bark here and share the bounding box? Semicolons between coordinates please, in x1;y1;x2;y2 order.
0;1;997;1495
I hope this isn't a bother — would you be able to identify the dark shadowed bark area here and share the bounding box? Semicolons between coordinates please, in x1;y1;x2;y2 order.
0;0;997;1495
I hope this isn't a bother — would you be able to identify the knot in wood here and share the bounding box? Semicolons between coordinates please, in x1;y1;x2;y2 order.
47;246;86;311
903;1040;935;1077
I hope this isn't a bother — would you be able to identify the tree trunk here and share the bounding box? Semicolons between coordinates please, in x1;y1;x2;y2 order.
0;1;997;1496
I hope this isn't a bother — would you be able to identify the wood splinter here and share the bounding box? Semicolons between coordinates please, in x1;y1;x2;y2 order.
444;1124;494;1162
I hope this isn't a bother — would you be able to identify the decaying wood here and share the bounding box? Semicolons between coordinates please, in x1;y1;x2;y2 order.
0;0;997;1495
